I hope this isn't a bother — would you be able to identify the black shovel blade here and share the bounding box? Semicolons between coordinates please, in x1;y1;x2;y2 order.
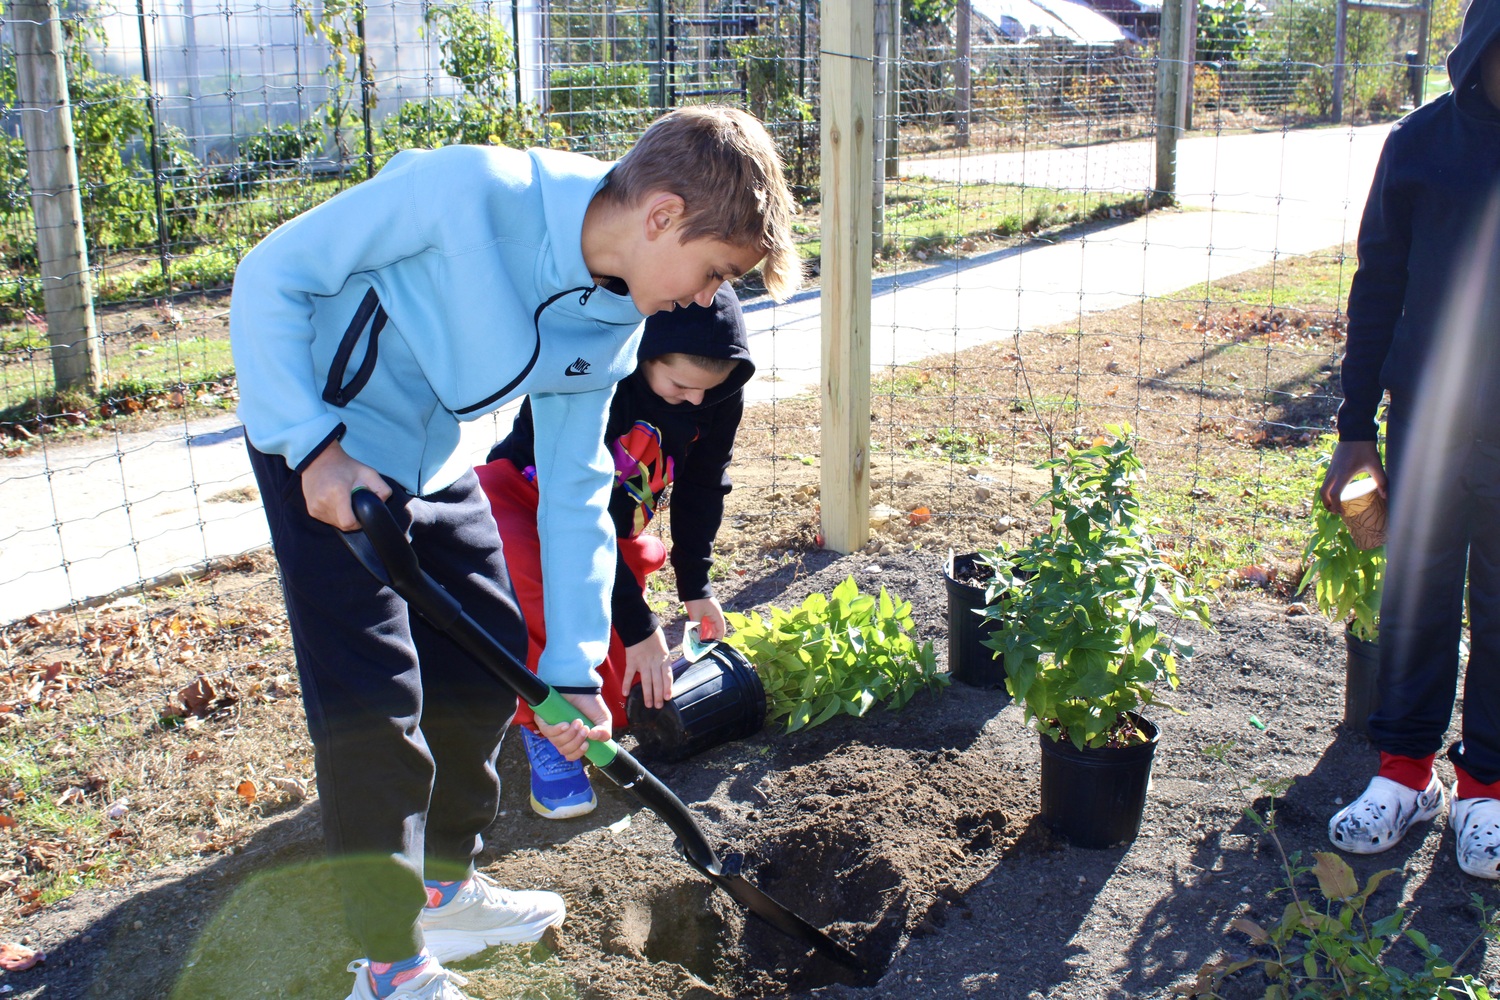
688;852;865;972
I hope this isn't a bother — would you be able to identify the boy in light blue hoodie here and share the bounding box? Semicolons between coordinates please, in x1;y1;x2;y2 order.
230;106;799;1000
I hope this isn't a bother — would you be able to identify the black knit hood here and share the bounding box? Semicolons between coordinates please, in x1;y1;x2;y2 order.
628;282;754;411
1450;0;1500;122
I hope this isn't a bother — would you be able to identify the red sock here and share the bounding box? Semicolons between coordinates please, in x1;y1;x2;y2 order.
1378;752;1436;791
1454;765;1500;801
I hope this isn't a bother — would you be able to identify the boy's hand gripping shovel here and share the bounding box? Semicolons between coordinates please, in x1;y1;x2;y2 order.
341;488;864;973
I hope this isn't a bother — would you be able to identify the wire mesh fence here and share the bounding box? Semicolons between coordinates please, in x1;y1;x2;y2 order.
0;0;1463;914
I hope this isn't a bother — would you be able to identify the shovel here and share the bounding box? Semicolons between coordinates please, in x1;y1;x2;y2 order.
341;488;864;973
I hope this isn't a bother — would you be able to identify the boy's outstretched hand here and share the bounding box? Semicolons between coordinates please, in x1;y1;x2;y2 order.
623;629;672;711
535;692;612;761
303;440;391;530
1319;440;1387;515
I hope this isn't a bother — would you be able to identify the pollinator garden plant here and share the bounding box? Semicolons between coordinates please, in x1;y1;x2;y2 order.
976;425;1212;847
724;575;946;733
1298;434;1386;732
981;425;1212;750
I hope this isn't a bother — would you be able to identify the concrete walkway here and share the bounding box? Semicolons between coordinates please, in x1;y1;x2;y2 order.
0;123;1390;624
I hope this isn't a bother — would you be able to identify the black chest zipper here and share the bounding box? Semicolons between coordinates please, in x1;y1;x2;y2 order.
455;285;596;415
322;287;387;407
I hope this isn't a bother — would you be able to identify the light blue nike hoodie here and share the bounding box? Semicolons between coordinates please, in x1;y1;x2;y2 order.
230;144;647;690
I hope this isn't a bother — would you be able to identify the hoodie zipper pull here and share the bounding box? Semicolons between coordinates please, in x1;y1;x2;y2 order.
578;285;597;306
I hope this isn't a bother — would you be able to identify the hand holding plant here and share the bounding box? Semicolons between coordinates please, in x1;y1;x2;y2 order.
1299;437;1384;642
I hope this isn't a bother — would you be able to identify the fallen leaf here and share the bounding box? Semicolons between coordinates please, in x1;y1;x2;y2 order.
0;942;42;971
0;816;13;828
105;798;131;821
236;780;257;804
179;676;218;716
908;507;932;526
267;776;306;799
54;788;85;807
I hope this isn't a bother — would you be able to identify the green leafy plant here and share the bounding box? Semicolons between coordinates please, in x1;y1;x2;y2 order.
1297;438;1384;643
1186;742;1498;999
980;425;1211;750
724;576;945;733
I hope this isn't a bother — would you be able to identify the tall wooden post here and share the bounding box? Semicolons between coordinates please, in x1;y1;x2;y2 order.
13;0;99;396
819;1;874;554
1177;0;1198;132
1153;0;1185;202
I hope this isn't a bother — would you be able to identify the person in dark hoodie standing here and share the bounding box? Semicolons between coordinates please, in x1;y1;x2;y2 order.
477;283;752;818
1325;0;1500;879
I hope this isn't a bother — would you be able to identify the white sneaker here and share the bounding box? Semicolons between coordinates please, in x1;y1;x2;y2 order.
1451;790;1500;880
418;871;565;964
1328;773;1445;854
345;959;472;1000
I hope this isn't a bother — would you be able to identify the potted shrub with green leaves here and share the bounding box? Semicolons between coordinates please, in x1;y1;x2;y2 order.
1298;472;1385;736
723;575;947;732
979;426;1211;848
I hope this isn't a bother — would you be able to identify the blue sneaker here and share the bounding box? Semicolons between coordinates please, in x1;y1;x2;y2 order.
520;728;597;819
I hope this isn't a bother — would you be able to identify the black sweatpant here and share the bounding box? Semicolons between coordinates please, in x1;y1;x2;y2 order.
1367;396;1500;783
248;441;528;961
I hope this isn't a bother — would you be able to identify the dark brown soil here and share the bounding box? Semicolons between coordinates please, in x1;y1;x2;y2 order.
2;544;1496;999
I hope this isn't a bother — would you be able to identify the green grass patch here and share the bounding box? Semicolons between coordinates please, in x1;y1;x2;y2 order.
1167;249;1354;312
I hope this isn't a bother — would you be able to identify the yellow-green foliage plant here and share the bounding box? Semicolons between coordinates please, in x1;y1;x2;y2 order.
1297;438;1384;642
724;576;945;733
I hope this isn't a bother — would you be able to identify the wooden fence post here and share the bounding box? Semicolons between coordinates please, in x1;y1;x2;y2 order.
13;0;99;396
819;0;873;555
1153;0;1185;202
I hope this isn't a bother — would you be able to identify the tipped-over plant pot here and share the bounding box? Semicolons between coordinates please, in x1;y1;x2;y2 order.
942;551;1007;689
1039;714;1160;849
626;643;766;763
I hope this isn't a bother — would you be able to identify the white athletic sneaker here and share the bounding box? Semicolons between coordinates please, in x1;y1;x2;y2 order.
418;871;565;964
345;959;472;1000
1451;790;1500;880
1328;773;1445;854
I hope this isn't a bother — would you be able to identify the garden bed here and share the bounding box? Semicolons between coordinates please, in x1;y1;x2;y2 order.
2;545;1496;999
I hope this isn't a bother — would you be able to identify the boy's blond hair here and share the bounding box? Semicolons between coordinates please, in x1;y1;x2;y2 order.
601;106;802;302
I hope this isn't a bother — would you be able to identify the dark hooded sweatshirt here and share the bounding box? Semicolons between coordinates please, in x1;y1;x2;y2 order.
488;283;753;647
1338;0;1500;440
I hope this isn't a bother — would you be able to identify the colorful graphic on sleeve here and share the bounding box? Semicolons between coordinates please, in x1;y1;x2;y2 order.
611;421;673;537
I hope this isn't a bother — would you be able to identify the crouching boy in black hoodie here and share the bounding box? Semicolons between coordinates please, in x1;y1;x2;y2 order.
476;283;752;817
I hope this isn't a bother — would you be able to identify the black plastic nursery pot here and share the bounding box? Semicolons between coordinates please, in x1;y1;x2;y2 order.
1038;714;1160;849
942;551;1007;689
1344;624;1380;736
626;643;767;763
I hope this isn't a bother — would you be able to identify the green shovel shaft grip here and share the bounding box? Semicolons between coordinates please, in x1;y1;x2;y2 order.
531;689;620;768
